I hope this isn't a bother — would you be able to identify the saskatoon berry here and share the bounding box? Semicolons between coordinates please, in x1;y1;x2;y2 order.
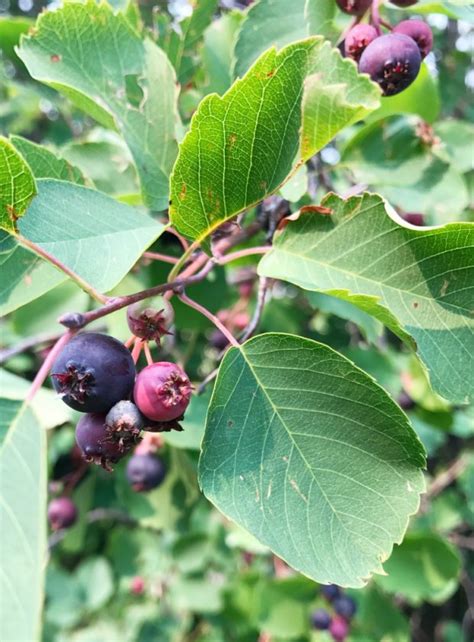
390;0;418;6
344;24;378;62
126;453;166;492
334;595;357;620
51;333;136;413
105;400;144;448
393;19;433;58
126;297;174;343
358;33;421;96
330;616;350;642
310;608;331;630
402;212;425;226
210;329;229;351
76;413;130;470
336;0;372;16
47;497;77;530
321;584;341;601
134;362;192;422
130;576;145;595
397;389;415;410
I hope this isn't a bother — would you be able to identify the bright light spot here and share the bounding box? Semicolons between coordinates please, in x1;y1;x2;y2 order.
321;147;340;165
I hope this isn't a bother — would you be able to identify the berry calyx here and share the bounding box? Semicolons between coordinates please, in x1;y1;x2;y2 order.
358;33;421;96
321;584;341;601
336;0;372;16
329;615;350;642
333;595;357;620
47;497;78;530
311;608;331;630
51;333;136;413
126;453;166;492
126;297;174;343
76;413;131;471
134;362;192;422
393;19;433;58
344;24;378;62
105;400;144;449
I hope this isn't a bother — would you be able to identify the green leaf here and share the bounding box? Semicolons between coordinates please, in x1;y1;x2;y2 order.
76;558;114;611
202;11;244;95
170;37;380;242
0;399;47;642
0;233;66;315
376;532;461;605
199;333;425;587
306;0;338;41
18;179;164;293
0;16;32;64
10;135;85;184
233;0;308;79
163;390;210;450
358;585;409;642
17;0;178;210
259;193;474;404
0;136;36;232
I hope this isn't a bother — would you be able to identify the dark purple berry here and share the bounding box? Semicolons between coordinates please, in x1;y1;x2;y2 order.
344;24;378;62
402;212;425;226
334;595;357;620
134;362;192;422
105;400;144;449
210;329;229;351
358;33;421;96
336;0;372;16
126;297;174;343
47;497;77;530
76;413;130;470
390;0;418;6
393;19;433;58
397;389;415;410
126;453;166;492
51;333;136;413
321;584;341;601
311;608;331;630
330;616;350;642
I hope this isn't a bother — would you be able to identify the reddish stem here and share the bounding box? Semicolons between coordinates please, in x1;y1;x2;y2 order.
177;292;240;348
143;251;179;265
124;335;135;349
26;330;76;403
143;342;154;365
165;226;189;250
131;339;143;364
371;0;383;35
218;246;271;265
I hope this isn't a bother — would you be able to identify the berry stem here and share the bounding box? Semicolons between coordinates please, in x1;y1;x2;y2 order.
177;292;240;348
124;335;136;349
371;0;383;34
0;328;68;364
143;341;154;365
25;330;77;403
239;277;271;342
218;246;271;264
131;339;143;364
143;251;179;265
17;234;109;304
165;225;189;250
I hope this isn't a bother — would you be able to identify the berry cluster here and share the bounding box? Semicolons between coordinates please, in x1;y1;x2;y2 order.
50;300;191;473
310;585;357;641
337;0;433;96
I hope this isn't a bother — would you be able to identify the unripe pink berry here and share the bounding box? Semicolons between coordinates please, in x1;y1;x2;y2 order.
134;362;192;422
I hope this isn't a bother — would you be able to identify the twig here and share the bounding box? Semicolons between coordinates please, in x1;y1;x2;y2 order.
25;331;76;403
426;456;469;500
196;367;219;395
143;341;153;365
239;277;271;342
143;251;179;265
17;234;109;304
178;292;240;348
164;225;189;250
0;329;66;363
371;0;383;35
218;246;271;265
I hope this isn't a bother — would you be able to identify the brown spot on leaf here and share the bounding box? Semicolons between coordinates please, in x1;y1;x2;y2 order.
6;205;18;222
228;133;237;148
413;302;419;309
179;183;186;201
266;69;275;78
227;419;234;428
50;54;61;63
259;181;267;192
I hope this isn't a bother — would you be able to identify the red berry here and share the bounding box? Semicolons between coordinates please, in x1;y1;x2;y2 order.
330;616;350;642
47;497;77;530
336;0;372;16
393;19;433;58
134;362;192;422
76;413;130;470
344;24;378;62
126;297;174;343
402;212;425;226
130;576;145;595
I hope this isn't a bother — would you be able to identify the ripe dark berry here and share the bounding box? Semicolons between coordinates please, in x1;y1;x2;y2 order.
47;497;77;530
321;584;341;601
76;413;130;470
105;400;144;448
330;616;350;642
334;595;357;620
126;297;174;343
126;453;166;492
51;333;136;413
393;19;433;58
344;24;378;62
311;608;331;630
336;0;372;15
402;212;425;226
390;0;418;6
358;33;421;96
210;329;229;351
134;362;192;422
397;389;415;410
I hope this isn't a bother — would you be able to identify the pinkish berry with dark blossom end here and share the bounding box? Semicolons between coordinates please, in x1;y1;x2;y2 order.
47;497;77;530
51;333;136;413
76;413;130;471
127;297;174;343
330;615;350;642
402;212;424;226
358;33;421;96
126;453;166;492
130;576;145;595
344;24;378;62
134;362;192;422
393;19;433;58
336;0;372;15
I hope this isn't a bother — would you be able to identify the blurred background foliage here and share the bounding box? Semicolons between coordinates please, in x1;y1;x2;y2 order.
0;0;473;641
